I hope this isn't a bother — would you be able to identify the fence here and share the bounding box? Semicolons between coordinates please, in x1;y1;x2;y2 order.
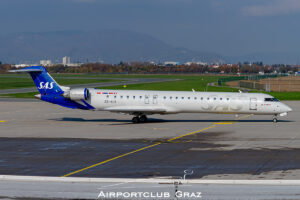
217;74;287;86
238;76;300;92
239;81;266;91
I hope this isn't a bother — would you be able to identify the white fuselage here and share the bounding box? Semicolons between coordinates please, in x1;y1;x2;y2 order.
85;89;292;115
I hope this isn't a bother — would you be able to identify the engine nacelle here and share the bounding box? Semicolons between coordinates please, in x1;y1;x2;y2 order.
63;88;89;101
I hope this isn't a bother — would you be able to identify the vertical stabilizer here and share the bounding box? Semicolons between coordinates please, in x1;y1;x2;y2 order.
9;66;63;95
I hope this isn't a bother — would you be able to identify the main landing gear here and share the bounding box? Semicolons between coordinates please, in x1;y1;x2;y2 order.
273;115;278;123
132;115;148;123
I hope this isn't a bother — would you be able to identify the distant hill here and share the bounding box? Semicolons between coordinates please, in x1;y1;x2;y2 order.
226;52;300;65
0;30;224;64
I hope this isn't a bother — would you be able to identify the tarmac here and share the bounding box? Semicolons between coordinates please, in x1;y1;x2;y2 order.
1;176;300;200
0;98;299;199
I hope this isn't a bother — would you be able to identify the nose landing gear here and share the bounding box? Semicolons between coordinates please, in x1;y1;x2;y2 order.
132;115;148;123
139;115;148;123
273;115;278;123
132;117;140;124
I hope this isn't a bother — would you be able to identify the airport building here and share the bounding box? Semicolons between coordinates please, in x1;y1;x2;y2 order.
62;56;71;65
185;61;207;66
62;56;82;67
40;60;52;66
164;61;180;66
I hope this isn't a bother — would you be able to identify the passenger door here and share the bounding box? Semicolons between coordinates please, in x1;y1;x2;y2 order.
153;95;158;104
250;98;257;110
145;94;150;104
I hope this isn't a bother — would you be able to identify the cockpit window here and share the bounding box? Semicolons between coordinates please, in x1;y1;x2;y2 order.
265;98;279;102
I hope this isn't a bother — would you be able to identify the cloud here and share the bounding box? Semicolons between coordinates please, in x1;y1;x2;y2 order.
242;0;300;16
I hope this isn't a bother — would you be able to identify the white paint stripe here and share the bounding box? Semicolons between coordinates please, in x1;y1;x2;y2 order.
1;175;300;185
98;182;128;189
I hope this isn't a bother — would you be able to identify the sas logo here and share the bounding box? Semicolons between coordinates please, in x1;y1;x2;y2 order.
38;82;54;89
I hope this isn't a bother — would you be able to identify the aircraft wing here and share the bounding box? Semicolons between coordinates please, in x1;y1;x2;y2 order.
103;106;167;114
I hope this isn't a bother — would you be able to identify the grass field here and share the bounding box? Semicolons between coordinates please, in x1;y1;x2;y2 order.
0;73;299;100
249;90;300;101
266;92;300;100
100;75;238;92
0;75;121;90
0;92;39;98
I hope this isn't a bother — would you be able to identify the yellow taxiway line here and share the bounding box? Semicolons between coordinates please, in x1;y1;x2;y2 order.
62;115;252;177
62;142;162;177
0;120;6;123
62;125;216;177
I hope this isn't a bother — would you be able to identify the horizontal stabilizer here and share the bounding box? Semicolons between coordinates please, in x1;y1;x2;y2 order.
9;68;44;73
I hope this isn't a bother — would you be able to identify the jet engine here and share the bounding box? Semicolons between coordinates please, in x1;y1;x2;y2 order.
63;88;89;100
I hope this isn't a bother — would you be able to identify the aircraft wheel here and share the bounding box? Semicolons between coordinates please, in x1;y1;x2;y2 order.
132;117;140;124
139;115;148;123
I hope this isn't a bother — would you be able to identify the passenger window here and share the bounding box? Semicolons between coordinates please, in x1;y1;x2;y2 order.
163;96;166;99
182;97;184;99
133;96;135;99
201;97;203;100
176;97;178;99
207;98;210;100
120;96;123;99
214;98;216;100
188;97;190;100
106;95;109;98
140;96;142;99
194;97;197;100
227;98;229;101
170;96;173;99
220;98;222;100
127;96;129;99
114;95;117;99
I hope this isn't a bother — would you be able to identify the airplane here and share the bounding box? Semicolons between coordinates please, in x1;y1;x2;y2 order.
9;66;292;123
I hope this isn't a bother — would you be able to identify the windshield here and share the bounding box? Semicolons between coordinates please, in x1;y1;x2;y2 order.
265;98;279;102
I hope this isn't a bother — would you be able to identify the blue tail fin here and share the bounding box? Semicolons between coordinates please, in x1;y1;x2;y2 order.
9;66;63;95
9;66;93;110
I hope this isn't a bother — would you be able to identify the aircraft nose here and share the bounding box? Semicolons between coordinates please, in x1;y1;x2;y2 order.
284;105;292;112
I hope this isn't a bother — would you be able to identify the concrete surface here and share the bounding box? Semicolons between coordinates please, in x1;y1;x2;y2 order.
0;99;299;199
0;99;299;178
1;176;300;200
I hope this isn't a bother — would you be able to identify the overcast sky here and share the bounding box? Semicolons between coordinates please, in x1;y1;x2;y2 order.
1;0;300;57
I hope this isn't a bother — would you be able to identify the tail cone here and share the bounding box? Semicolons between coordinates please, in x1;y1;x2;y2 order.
34;94;41;99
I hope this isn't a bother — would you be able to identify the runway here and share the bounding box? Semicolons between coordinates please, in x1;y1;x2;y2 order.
0;99;299;199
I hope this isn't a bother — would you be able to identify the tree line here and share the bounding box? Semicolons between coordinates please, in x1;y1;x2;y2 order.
0;62;299;74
